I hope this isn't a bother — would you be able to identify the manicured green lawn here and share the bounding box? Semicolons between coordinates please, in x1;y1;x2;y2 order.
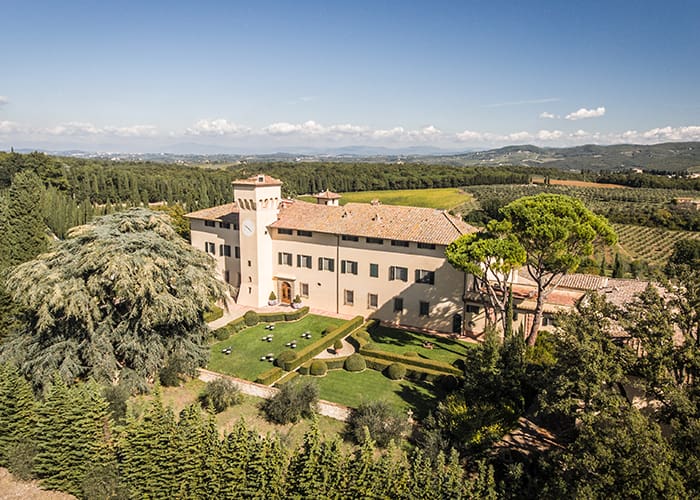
367;325;474;365
299;369;444;419
208;314;345;380
300;187;471;211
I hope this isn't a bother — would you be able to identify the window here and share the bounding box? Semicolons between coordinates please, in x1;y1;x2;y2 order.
344;289;354;306
205;242;215;254
234;246;240;258
220;244;231;257
542;316;557;327
419;301;430;317
341;234;359;242
297;230;312;237
368;293;378;309
366;237;383;245
297;254;312;268
300;283;309;298
466;304;480;314
219;221;231;229
415;269;435;285
391;240;409;247
278;228;293;235
224;270;230;283
318;257;335;272
393;297;404;312
247;260;252;267
418;242;436;250
341;260;358;275
389;266;408;282
232;217;239;230
278;252;292;266
204;220;215;227
369;263;379;278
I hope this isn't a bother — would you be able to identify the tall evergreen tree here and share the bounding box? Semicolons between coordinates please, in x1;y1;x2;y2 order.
6;170;47;266
0;364;37;476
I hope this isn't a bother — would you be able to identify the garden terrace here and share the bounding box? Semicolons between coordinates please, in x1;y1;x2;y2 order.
364;324;474;365
208;314;345;381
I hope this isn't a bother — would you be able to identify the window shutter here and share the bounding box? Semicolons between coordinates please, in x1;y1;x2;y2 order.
329;259;334;272
389;266;395;280
318;257;323;270
341;260;346;274
297;254;301;267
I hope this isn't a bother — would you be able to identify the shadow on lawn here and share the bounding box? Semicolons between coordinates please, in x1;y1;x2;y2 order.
370;326;468;359
395;381;446;420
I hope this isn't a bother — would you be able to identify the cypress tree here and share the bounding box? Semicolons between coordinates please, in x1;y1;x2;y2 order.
613;252;625;278
6;170;47;266
33;378;112;496
288;418;324;497
219;419;252;498
344;429;380;499
0;364;37;477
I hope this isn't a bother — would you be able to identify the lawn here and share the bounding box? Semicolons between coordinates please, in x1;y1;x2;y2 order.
367;325;474;365
298;369;444;419
300;187;471;211
208;314;345;380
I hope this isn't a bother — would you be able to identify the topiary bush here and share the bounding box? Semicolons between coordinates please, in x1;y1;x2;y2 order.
274;350;297;368
199;378;241;413
309;360;328;376
333;339;344;351
244;310;259;326
355;330;371;342
386;363;406;380
215;328;231;341
261;379;319;424
344;353;366;372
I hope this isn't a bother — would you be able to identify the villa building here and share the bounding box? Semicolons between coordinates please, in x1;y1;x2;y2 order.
186;174;478;334
186;174;648;336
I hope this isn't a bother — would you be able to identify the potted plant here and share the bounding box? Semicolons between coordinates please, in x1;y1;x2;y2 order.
268;291;278;306
292;294;302;309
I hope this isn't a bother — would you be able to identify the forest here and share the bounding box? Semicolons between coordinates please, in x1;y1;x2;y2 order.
0;151;699;498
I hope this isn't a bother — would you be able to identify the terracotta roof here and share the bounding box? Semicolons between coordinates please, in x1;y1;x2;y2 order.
598;279;650;309
233;174;282;186
314;189;341;200
184;203;238;221
557;273;609;290
270;200;477;245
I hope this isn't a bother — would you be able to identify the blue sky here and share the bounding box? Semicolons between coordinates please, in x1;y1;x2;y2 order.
1;0;699;152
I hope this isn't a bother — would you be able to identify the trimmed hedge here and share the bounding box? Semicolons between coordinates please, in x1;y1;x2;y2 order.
244;311;259;326
359;346;462;375
274;350;297;368
284;306;310;322
324;356;349;370
344;353;366;372
255;367;284;385
274;371;299;386
211;307;310;342
404;351;419;357
310;360;328;376
363;354;456;382
386;363;406;380
203;304;224;323
281;316;363;371
364;356;391;372
212;316;247;341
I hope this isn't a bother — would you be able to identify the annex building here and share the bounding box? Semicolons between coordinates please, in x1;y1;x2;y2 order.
186;174;478;334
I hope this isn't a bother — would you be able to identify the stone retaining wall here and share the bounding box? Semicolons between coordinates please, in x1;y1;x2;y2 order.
198;368;351;421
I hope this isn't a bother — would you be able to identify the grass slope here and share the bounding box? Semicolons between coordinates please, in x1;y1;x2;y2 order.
366;325;474;365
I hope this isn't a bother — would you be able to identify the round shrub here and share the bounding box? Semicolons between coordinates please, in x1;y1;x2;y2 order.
347;400;408;448
344;353;366;372
386;363;406;380
261;379;319;424
404;351;419;358
275;350;297;368
244;310;259;326
355;330;371;342
310;360;328;376
214;328;230;341
199;378;241;413
333;339;344;351
364;342;377;351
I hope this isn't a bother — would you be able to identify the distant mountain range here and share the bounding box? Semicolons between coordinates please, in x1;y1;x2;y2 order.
12;141;700;173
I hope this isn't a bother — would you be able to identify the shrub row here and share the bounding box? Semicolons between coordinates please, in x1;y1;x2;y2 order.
363;354;460;383
359;346;462;375
203;304;224;323
255;367;285;385
274;370;299;386
281;316;363;371
212;307;310;341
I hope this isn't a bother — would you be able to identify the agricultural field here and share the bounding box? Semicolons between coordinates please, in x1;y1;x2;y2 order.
614;223;700;266
208;314;345;381
300;187;474;211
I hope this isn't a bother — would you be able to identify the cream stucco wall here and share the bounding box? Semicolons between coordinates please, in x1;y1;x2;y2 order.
189;219;241;286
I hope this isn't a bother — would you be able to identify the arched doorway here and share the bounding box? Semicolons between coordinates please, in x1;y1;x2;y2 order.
280;281;292;304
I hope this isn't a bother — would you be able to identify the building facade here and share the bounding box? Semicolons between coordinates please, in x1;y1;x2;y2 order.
187;174;478;333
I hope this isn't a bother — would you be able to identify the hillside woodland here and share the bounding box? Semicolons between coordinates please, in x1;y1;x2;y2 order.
0;152;699;499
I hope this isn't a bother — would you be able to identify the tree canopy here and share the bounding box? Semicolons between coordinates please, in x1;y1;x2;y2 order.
500;193;616;345
2;209;224;392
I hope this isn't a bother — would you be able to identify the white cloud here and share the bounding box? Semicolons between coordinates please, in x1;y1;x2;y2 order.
0;120;23;134
619;125;700;143
0;96;8;106
103;125;158;137
185;119;248;136
539;111;557;119
536;130;564;140
565;106;606;120
43;122;159;137
506;131;532;142
45;122;102;136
